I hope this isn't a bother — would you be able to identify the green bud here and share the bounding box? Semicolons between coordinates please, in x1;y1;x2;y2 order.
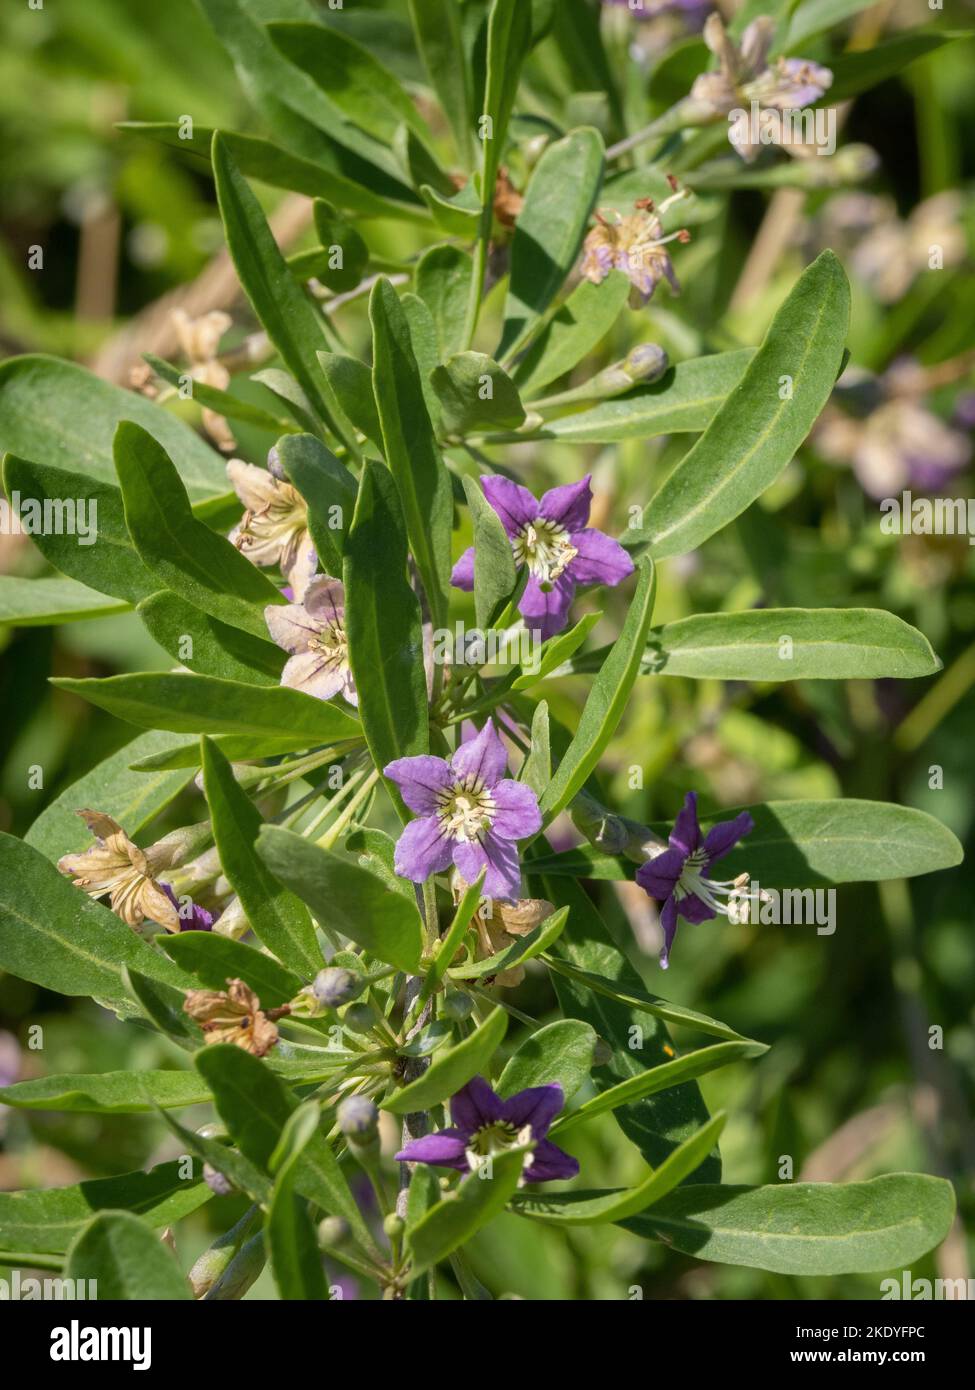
442;989;474;1021
317;1215;349;1250
383;1213;405;1241
203;1232;266;1302
313;966;364;1009
337;1094;379;1141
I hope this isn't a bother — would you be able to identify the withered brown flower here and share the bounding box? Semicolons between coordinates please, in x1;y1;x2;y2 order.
183;977;280;1057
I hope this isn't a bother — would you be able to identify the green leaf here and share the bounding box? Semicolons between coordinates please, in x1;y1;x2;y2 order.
0;1161;209;1255
266;1102;330;1301
275;431;359;566
65;1210;192;1299
479;0;533;219
51;672;361;746
421;872;486;1001
0;834;196;1013
624;1173;957;1274
122;965;201;1050
519;699;551;797
194;1044;377;1256
0;1070;212;1114
0;354;227;502
202;737;323;978
416;246;475;359
513;273;631;398
512;612;601;690
421;183;481;236
448;906;569;982
640;608;941;681
113;420;282;639
631;253;850;557
343;459;429;808
407;1147;526;1275
318;353;383;448
369;277;453;624
408;0;473;162
137;590;283;684
153;1099;271;1205
345;826;415;901
513;1112;727;1226
498;127;604;359
433;353;527;436
538;556;655;826
2;457;157;604
382;1006;508;1114
552;1042;766;1138
0;576;127;626
257;825;424;973
159;931;304;1009
496;1018;595;1101
523;348;754;444
310;200;370;292
212;133;340;431
827;30;973;103
461;474;519;630
144;354;298;435
268;21;430;145
24;731;196;863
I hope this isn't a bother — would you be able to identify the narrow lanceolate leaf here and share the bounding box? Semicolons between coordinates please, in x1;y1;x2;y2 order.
551;1043;766;1138
212;134;339;430
826;29;972;102
24;731;196;862
510;349;753;443
534;799;965;888
512;612;601;690
513;273;631;398
202;737;323;978
416;245;475;359
369;278;453;625
538;556;655;825
382;1007;508;1114
407;1147;526;1275
408;0;473;163
65;1210;192;1300
0;834;196;1012
257;825;424;974
0;575;127;626
0;1070;212;1114
498;127;605;359
3;457;156;604
479;0;533;218
462;474;518;630
541;957;748;1043
51;672;361;747
344;460;429;812
318;353;382;448
159;931;303;1009
0;1161;209;1255
153;1101;271;1206
137;591;283;684
113;421;282;639
512;1112;727;1226
640;608;940;681
193;1044;378;1258
496;1018;595;1102
0;354;228;502
144;354;298;435
632;252;850;557
276;432;358;577
266;1103;330;1302
519;700;551;798
432;353;527;436
623;1173;957;1274
121;966;200;1050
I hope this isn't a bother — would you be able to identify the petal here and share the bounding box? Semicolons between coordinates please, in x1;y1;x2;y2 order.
670;791;702;856
702;811;754;866
393;815;454;883
659;895;680;969
280;651;346;703
635;846;685;901
226;459;278;511
394;1131;468;1168
383;756;452;813
567;529;635;588
451;547;476;591
303;575;345;624
518;574;575;642
450;720;508;789
500;1083;564;1137
678;892;716;926
286;531;318;601
450;1076;503;1134
265;602;319;655
525;1138;580;1183
490;780;542;840
538;476;592;532
481;475;539;539
454;831;522;902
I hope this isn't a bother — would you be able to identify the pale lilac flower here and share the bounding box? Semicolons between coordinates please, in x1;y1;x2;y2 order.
396;1076;579;1183
452;474;634;641
228;459;317;601
635;792;756;968
265;576;357;706
384;721;540;901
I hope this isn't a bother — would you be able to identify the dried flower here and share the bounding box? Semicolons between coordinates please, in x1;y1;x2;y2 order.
58;811;180;932
582;190;689;303
172;308;236;452
183;977;279;1057
228;459;317;601
456;877;555;987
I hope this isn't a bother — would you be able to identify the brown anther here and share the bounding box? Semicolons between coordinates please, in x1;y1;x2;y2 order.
666;173;680;192
677;229;692;244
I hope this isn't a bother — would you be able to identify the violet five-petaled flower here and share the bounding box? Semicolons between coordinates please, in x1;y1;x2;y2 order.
635;791;756;969
384;721;540;901
451;474;634;642
395;1076;579;1183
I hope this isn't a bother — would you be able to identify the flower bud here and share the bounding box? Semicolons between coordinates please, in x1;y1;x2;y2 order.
312;966;363;1008
337;1094;379;1142
202;1233;265;1302
212;895;250;940
203;1163;234;1197
593;1037;613;1067
146;820;213;872
383;1213;405;1241
317;1215;349;1250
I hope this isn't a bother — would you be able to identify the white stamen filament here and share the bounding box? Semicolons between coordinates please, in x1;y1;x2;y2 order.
513;517;578;586
437;774;496;843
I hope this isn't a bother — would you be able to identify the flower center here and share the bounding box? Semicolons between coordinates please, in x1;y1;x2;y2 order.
513;517;577;588
309;617;348;670
469;1120;520;1156
436;776;496;842
674;849;766;922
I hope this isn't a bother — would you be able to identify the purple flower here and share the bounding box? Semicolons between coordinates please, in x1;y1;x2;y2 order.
452;475;634;641
635;792;755;968
384;721;541;901
161;882;215;933
395;1076;579;1183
